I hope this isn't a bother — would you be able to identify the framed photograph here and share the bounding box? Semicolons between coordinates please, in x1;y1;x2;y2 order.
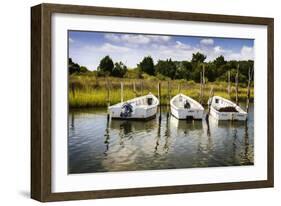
31;3;274;202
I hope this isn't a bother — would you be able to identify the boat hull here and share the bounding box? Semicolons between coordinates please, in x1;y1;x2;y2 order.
109;105;158;120
171;105;204;120
170;94;204;120
210;105;247;121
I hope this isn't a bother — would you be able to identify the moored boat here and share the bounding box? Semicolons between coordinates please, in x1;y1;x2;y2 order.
208;96;247;121
108;93;159;120
170;93;204;120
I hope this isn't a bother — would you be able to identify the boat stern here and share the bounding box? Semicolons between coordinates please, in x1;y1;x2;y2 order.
210;107;247;121
171;106;204;120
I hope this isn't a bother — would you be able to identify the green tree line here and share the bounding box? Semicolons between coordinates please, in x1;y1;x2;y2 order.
69;52;254;84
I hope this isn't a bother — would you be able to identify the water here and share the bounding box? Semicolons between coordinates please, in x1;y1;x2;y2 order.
68;104;254;174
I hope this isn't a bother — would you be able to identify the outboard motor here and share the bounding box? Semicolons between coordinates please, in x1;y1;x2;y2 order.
184;100;191;109
120;103;133;118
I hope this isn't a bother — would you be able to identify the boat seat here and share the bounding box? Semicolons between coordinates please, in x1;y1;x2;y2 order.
213;105;238;112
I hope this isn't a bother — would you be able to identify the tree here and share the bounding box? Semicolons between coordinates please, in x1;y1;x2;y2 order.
155;59;177;79
68;58;80;74
97;55;114;76
137;56;155;75
217;68;247;83
204;63;216;82
236;60;254;78
112;62;128;77
217;64;231;77
175;61;193;80
80;66;89;73
214;55;226;68
124;68;142;79
191;52;206;63
68;58;90;74
190;52;207;82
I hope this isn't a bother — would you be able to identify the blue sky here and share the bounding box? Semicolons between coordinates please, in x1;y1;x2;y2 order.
69;30;254;70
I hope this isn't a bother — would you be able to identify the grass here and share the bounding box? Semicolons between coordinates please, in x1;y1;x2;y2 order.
69;75;254;108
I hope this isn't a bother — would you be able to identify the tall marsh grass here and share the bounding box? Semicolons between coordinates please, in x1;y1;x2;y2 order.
69;75;254;108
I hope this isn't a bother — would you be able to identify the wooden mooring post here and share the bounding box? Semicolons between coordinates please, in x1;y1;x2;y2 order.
205;86;214;122
140;80;143;96
227;70;231;99
120;82;124;103
246;67;254;114
203;64;206;103
205;86;214;136
235;64;239;105
106;77;110;120
133;81;137;97
202;64;205;85
199;63;206;105
158;82;162;120
167;80;170;118
178;83;181;93
200;71;203;105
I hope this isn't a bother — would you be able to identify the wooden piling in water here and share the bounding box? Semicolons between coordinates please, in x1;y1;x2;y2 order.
133;81;137;97
202;64;205;103
167;81;170;118
246;67;253;114
205;86;214;122
158;81;162;120
106;77;110;107
120;82;124;103
141;80;143;96
157;82;161;105
178;83;181;93
208;87;214;111
106;77;110;119
209;86;214;99
168;80;171;102
235;64;239;105
228;70;231;99
200;71;203;104
202;64;205;84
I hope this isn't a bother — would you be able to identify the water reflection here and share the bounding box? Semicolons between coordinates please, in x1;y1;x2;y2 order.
154;114;162;154
68;105;254;174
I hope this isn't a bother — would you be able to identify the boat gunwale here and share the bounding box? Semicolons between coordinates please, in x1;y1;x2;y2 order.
170;93;204;111
210;96;247;115
108;93;159;109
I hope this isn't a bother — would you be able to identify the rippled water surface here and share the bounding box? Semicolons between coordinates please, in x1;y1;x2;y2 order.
68;104;254;174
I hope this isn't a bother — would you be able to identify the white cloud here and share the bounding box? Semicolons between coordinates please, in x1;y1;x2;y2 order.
104;34;171;45
148;35;171;42
200;38;214;46
100;43;131;52
241;46;254;56
104;34;120;42
226;46;254;61
121;34;150;44
69;35;254;70
214;46;224;53
175;41;191;50
105;34;150;44
213;46;232;56
69;38;74;43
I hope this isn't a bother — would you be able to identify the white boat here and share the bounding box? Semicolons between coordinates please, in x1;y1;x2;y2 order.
108;93;159;120
170;93;204;120
208;96;247;121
